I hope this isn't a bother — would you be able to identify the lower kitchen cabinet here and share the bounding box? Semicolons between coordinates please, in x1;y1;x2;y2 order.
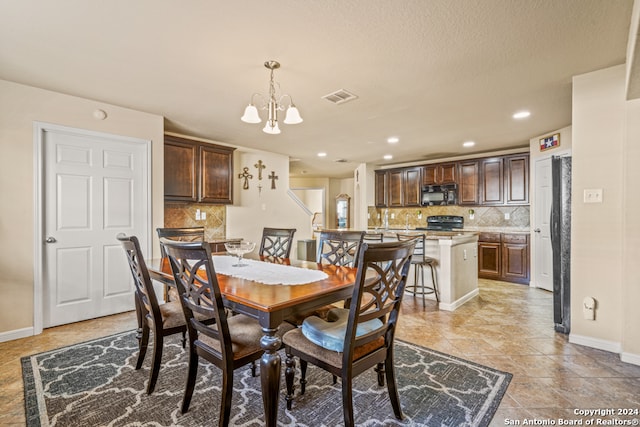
478;232;529;284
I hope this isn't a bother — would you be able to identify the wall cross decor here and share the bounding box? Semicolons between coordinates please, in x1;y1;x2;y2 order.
254;160;266;180
268;171;278;189
238;167;253;190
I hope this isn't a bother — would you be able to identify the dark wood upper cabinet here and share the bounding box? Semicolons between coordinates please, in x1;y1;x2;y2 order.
164;135;235;204
199;144;234;204
458;160;479;205
504;154;529;205
373;152;529;207
387;169;403;207
479;157;504;205
164;137;198;202
403;167;422;206
422;162;457;185
375;170;388;207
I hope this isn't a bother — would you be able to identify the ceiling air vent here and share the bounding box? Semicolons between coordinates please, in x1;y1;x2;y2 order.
334;159;348;163
321;89;358;105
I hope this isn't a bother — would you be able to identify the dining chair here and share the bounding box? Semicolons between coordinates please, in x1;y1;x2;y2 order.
160;238;294;426
316;230;365;267
156;227;205;256
259;227;296;258
396;233;439;305
118;234;200;395
363;231;384;242
156;227;206;301
283;239;415;427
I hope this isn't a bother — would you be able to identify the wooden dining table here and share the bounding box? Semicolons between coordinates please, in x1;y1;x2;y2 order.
145;255;357;427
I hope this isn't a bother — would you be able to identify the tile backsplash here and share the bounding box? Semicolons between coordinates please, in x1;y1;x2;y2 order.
164;203;226;241
367;205;530;230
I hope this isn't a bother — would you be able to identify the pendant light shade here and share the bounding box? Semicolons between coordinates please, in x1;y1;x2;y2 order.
241;104;261;123
283;105;303;124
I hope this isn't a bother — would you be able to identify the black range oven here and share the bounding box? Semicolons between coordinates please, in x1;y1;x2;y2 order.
416;215;464;232
421;183;457;206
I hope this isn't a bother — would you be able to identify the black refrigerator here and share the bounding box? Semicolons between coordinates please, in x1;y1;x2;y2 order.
551;156;571;334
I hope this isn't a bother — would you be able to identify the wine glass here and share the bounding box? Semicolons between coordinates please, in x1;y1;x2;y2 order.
224;241;256;267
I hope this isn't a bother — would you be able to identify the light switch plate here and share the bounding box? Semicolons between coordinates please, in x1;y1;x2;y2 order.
584;189;603;203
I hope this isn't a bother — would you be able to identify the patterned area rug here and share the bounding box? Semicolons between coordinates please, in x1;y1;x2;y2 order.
22;331;511;426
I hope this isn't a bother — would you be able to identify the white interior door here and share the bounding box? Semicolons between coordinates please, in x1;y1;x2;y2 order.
41;126;149;327
533;157;553;291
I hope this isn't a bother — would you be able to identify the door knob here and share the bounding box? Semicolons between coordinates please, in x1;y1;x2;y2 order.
45;237;57;243
533;228;541;233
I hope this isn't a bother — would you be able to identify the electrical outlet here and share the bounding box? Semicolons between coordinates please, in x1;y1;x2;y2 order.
504;212;510;220
584;189;603;203
195;209;201;220
201;211;206;220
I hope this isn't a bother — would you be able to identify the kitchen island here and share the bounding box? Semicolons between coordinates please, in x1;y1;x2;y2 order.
367;229;479;311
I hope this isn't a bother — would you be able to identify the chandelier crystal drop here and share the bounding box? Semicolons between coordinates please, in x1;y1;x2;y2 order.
240;60;303;134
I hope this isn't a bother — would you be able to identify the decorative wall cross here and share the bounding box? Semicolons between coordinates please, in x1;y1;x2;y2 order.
254;160;266;180
238;167;253;190
268;171;278;189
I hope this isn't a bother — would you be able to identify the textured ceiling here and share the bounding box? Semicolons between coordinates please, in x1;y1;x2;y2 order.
0;0;634;177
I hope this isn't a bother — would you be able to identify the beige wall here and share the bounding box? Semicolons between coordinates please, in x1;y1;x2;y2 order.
0;79;164;337
227;149;312;259
571;65;640;362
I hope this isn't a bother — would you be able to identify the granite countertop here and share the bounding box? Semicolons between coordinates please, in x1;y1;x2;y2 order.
462;227;530;234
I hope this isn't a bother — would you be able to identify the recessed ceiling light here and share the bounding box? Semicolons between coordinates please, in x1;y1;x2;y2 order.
463;141;475;147
513;111;531;119
317;152;327;157
383;154;393;160
387;137;399;144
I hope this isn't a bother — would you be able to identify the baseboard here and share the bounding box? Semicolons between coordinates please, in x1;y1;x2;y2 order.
621;351;640;366
438;288;480;311
569;333;622;353
0;326;34;343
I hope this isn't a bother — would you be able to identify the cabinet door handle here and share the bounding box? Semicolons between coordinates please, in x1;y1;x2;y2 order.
533;228;541;233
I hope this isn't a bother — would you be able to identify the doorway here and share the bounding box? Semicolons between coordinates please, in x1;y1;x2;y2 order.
34;123;151;331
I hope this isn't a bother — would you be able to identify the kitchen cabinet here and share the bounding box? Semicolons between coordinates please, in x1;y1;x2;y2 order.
501;233;529;283
504;154;529;205
422;162;457;185
478;232;502;279
458;160;479;205
478;232;529;284
374;170;388;207
164;135;235;204
479;157;504;205
403;167;422;206
387;169;403;207
372;152;529;207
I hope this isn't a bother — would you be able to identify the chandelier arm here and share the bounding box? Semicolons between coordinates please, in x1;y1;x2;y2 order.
250;92;268;109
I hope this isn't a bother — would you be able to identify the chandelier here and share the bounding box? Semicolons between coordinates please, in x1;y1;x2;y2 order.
240;60;303;134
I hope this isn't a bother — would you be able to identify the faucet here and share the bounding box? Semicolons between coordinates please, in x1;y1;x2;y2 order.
405;213;409;231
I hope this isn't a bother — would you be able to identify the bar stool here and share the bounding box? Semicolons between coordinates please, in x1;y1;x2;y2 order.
396;233;439;305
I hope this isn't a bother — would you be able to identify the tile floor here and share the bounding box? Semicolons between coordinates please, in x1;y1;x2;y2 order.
1;279;639;426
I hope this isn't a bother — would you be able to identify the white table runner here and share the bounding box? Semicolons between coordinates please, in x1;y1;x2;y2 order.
211;255;328;285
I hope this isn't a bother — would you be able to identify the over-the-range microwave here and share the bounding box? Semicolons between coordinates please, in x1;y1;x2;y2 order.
421;183;457;206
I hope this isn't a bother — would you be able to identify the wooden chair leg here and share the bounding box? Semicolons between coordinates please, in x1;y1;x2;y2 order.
285;352;296;410
299;359;308;395
385;354;404;420
341;376;355;427
136;324;149;370
181;348;199;414
147;333;163;394
218;369;234;427
375;362;385;386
